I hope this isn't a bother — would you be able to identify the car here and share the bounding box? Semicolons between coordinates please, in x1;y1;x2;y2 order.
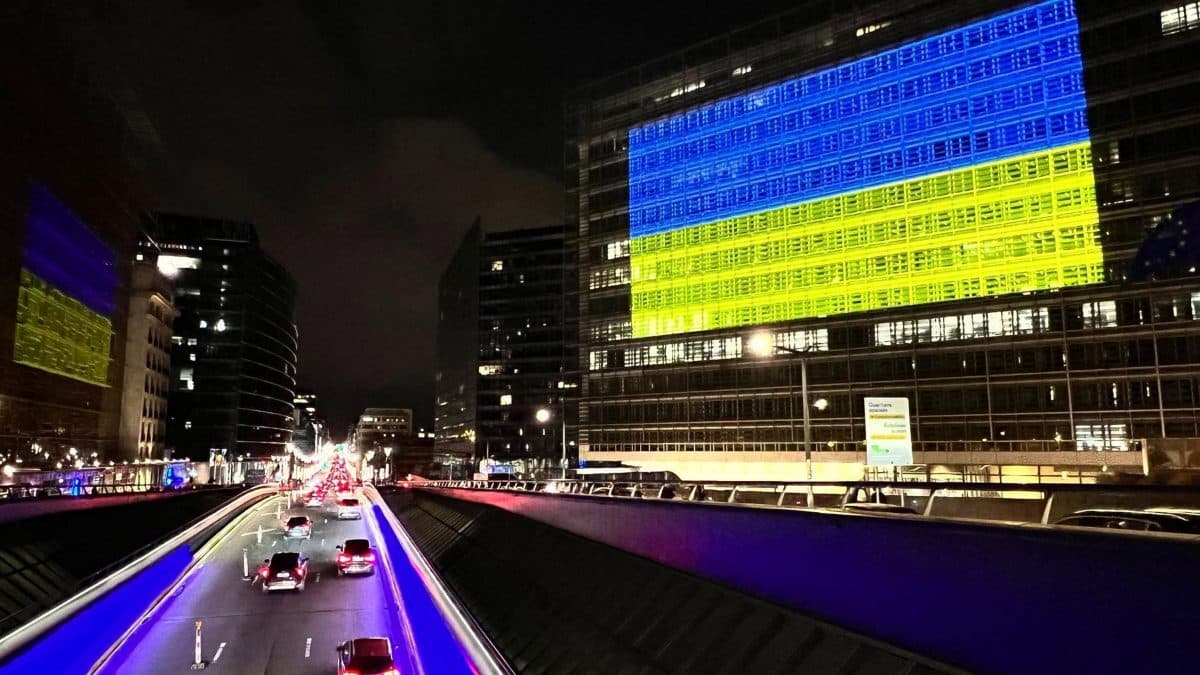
259;552;309;592
305;492;325;507
841;503;919;515
284;515;313;539
336;637;399;675
336;538;376;576
337;497;362;520
1054;508;1200;534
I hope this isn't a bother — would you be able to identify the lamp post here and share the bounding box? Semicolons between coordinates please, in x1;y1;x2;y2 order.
535;407;567;479
747;331;827;481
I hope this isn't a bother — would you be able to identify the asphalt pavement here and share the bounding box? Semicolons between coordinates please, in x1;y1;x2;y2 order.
96;493;405;674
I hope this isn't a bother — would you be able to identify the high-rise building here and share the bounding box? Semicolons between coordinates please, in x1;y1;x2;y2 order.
476;224;578;475
118;240;178;460
569;0;1200;481
0;6;161;463
435;222;580;477
435;221;481;461
291;389;328;457
148;214;298;460
354;408;413;458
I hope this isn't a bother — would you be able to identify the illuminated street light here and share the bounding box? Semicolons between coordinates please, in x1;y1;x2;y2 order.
746;331;774;358
535;408;552;424
744;329;819;481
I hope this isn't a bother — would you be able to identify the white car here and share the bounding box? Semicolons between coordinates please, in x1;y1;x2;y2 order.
336;498;361;520
304;492;324;507
284;515;313;539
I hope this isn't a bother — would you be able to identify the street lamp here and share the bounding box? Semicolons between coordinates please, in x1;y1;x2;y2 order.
535;407;567;479
747;330;818;481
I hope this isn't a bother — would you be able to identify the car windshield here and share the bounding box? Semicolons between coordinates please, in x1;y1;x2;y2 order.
287;517;309;527
344;539;370;554
270;553;300;569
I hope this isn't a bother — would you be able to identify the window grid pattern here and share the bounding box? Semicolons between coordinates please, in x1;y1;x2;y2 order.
1161;3;1200;35
630;143;1102;337
627;0;1088;237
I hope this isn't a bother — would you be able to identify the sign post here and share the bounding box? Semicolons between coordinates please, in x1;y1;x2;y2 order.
191;620;206;669
864;397;914;467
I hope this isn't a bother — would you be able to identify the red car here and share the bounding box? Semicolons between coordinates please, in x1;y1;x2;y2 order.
336;539;376;576
336;637;399;675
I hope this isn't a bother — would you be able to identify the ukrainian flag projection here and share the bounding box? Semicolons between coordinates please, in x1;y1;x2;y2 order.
627;0;1102;338
13;183;116;386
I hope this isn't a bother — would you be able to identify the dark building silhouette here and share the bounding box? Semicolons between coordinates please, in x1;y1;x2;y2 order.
147;215;298;460
436;222;579;477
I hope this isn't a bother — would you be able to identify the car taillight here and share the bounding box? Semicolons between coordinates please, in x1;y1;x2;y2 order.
294;567;304;577
337;553;351;563
363;552;375;562
259;569;269;578
381;668;399;675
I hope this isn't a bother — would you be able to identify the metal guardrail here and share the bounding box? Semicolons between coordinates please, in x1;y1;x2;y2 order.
363;485;514;675
419;478;1200;524
0;484;276;663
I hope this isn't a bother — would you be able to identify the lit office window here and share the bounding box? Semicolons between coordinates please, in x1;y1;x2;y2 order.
499;394;513;406
1162;3;1200;34
491;260;504;272
1083;301;1118;329
605;240;630;260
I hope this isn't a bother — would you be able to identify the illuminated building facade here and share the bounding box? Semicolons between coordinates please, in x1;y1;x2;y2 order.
570;0;1200;480
0;8;160;462
291;390;328;457
118;241;178;460
148;215;298;460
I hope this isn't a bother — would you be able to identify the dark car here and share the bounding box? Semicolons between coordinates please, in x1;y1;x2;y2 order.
336;637;398;675
258;552;309;592
841;503;919;515
1054;508;1200;534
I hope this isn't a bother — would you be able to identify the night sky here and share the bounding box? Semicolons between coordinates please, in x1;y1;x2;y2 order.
93;0;790;434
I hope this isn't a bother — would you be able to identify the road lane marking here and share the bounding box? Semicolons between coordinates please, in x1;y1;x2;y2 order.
213;642;227;662
315;573;321;583
305;637;312;658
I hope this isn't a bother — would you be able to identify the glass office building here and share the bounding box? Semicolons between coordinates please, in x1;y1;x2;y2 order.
148;215;298;460
569;0;1200;480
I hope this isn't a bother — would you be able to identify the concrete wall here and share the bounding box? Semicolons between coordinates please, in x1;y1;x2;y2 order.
426;487;1200;675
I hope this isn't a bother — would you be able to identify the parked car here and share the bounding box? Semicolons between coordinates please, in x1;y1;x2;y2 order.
1054;507;1200;534
841;503;918;515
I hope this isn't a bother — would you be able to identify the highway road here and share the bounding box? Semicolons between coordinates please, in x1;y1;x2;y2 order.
96;492;409;674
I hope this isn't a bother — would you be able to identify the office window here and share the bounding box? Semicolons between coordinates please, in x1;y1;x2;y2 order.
1162;3;1200;35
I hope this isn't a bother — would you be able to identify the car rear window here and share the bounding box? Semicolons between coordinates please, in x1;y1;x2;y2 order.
271;553;299;568
344;539;370;554
340;498;359;506
287;516;309;527
352;639;390;657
